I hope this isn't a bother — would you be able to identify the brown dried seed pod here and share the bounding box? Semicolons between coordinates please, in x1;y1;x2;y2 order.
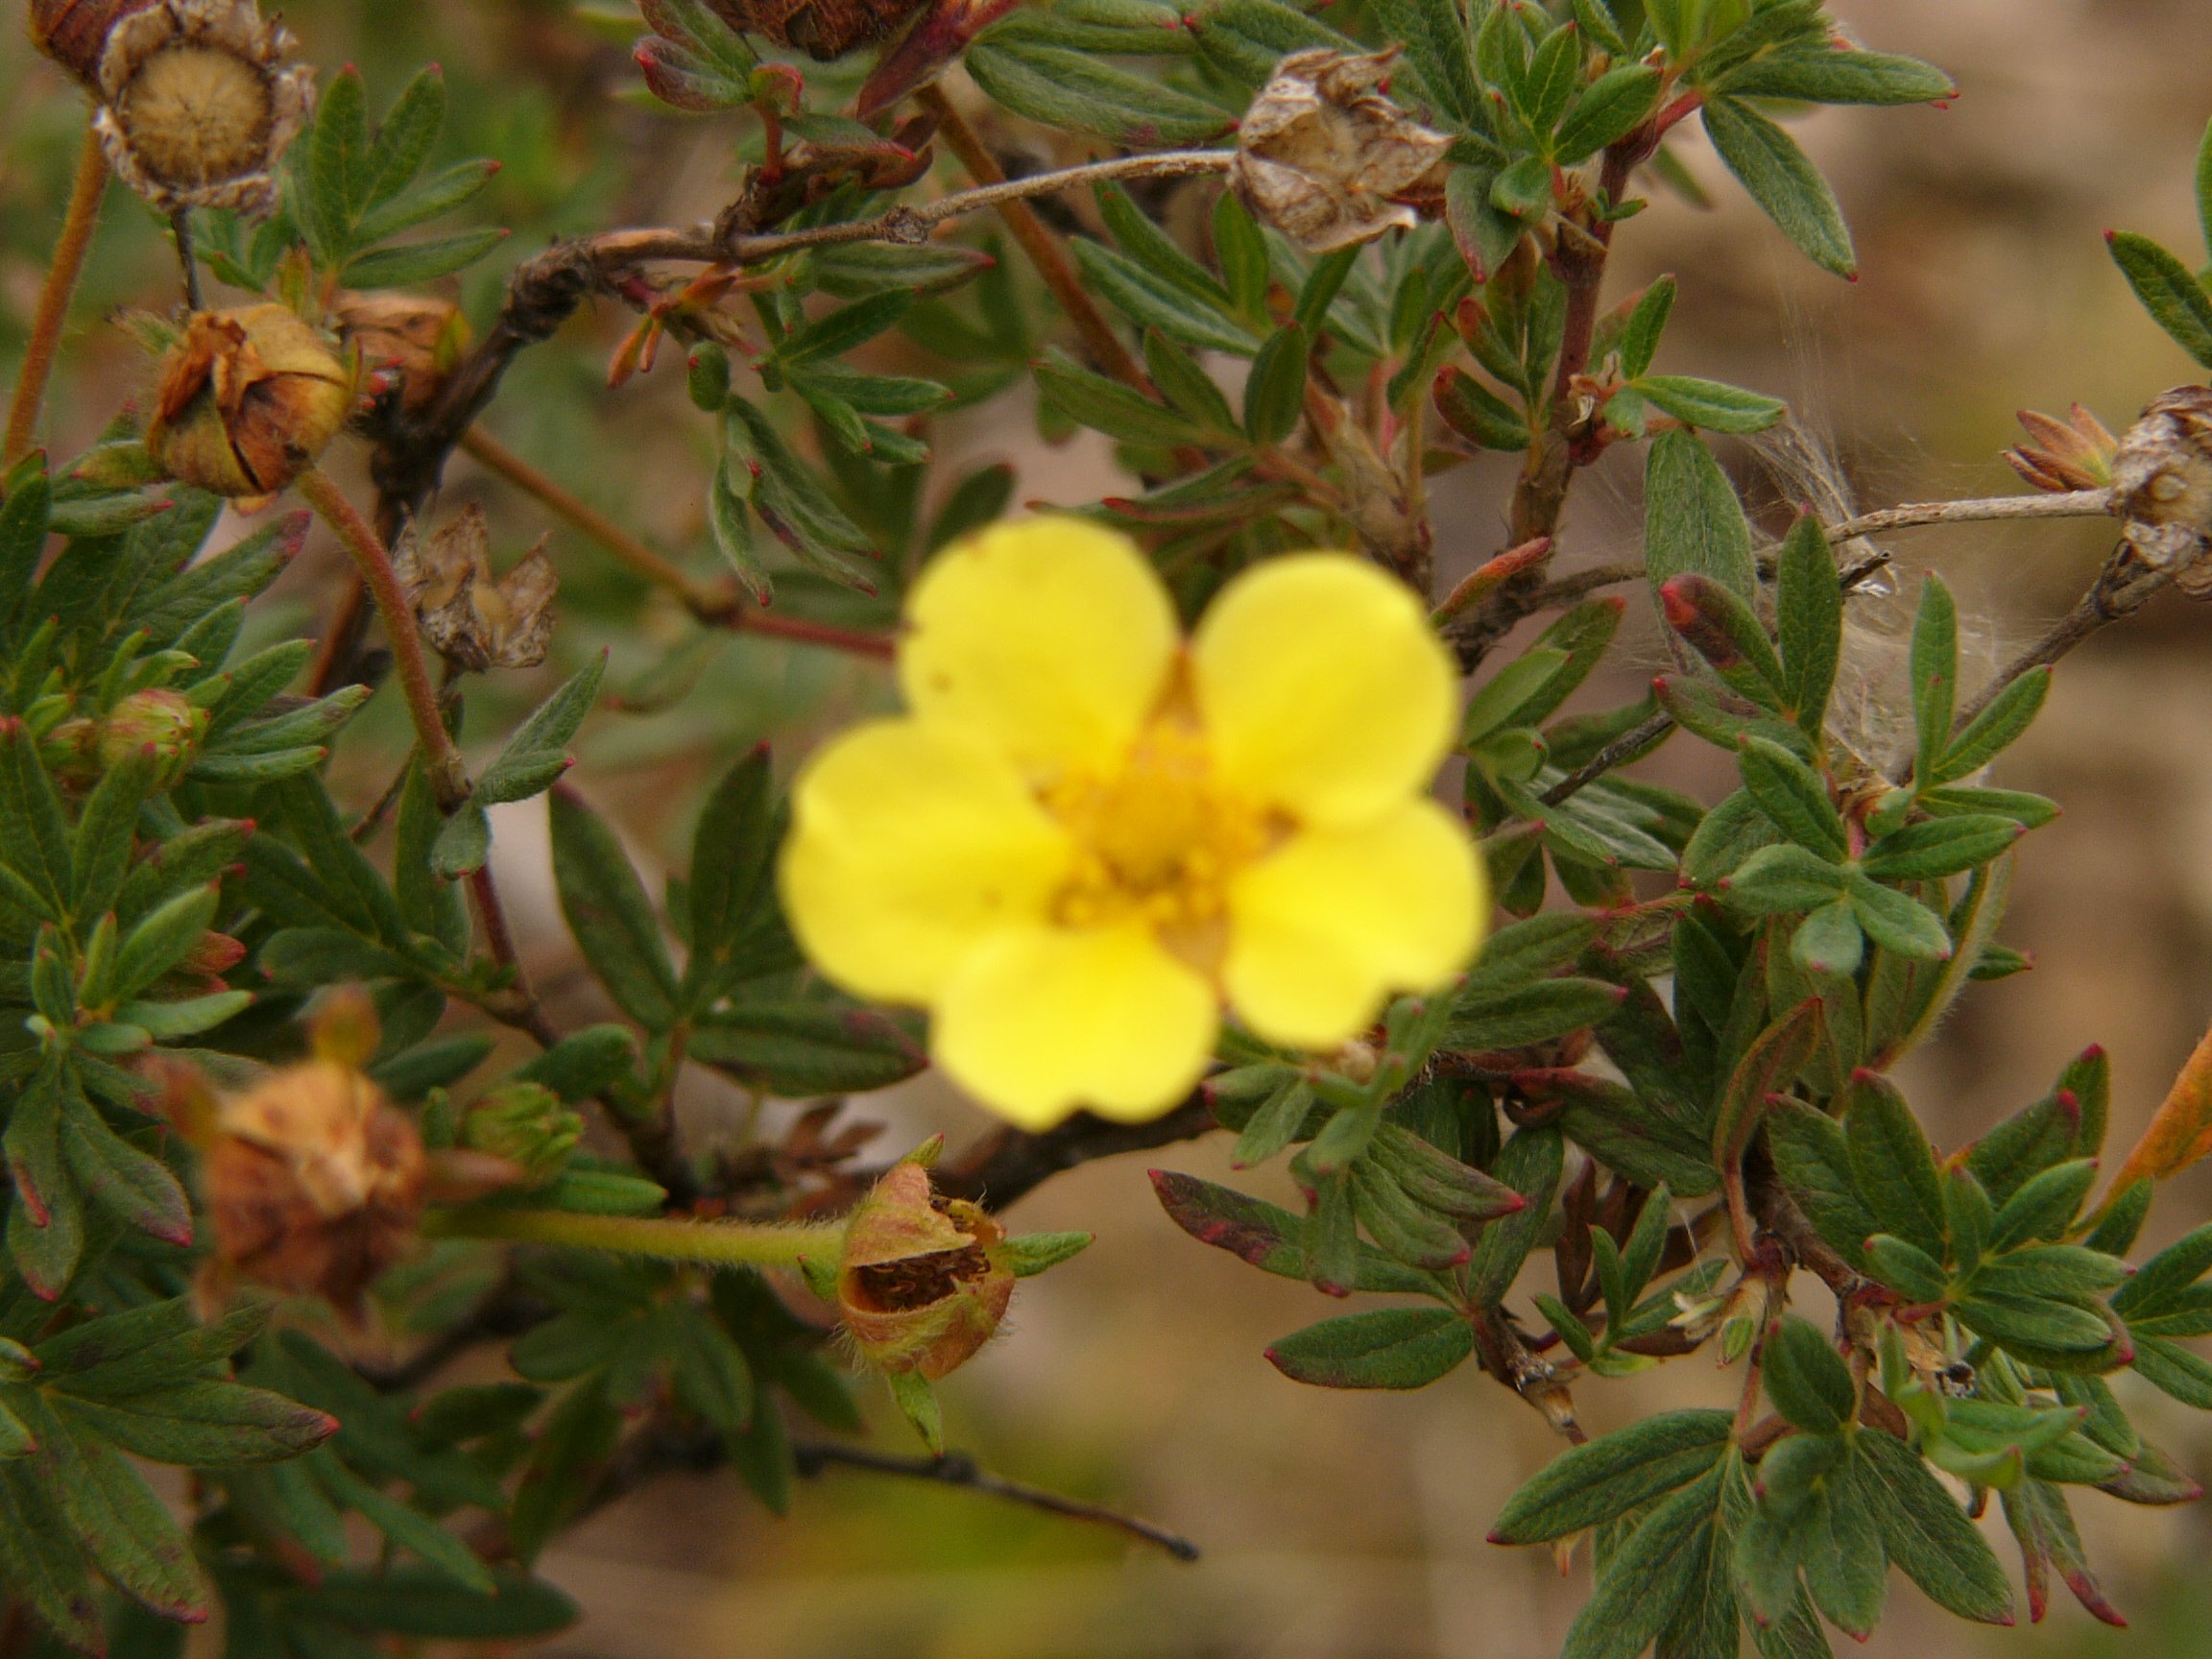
145;304;354;499
1231;48;1454;255
30;0;157;85
2110;385;2212;598
90;0;314;217
836;1160;1015;1380
392;503;559;673
204;1059;427;1311
332;290;471;427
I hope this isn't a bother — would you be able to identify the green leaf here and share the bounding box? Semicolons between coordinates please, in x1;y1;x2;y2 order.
1633;373;1786;433
0;720;71;914
478;655;608;806
1646;429;1758;604
1719;842;1848;913
0;1466;101;1652
967;36;1231;144
1911;573;1959;775
1701;97;1856;276
1848;875;1952;962
1791;899;1862;977
1844;1070;1946;1260
1861;816;2022;883
778;293;912;367
1265;1307;1474;1389
1616;275;1676;380
1738;736;1846;858
56;1382;334;1467
1143;332;1237;432
34;1400;204;1621
1710;997;1822;1166
2107;230;2212;369
1034;349;1205;447
687;1000;926;1096
109;883;219;1002
1762;1316;1854;1432
342;229;509;287
1851;1429;2016;1624
1768;1100;1876;1272
1465;1125;1563;1305
1720;47;1953;106
1490;1409;1732;1543
549;786;680;1029
1148;1169;1434;1295
313;1454;496;1593
284;1568;578;1639
60;1109;189;1246
1448;977;1624;1049
1561;1465;1724;1659
1433;366;1531;450
1555;63;1663;164
1243;324;1310;445
1936;665;2050;783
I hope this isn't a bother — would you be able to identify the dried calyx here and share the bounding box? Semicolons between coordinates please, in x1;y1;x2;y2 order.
334;291;471;432
392;503;559;673
41;0;316;217
835;1152;1015;1380
1231;48;1452;254
2110;386;2212;597
145;303;354;500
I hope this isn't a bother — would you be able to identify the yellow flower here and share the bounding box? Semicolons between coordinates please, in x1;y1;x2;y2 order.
779;518;1486;1128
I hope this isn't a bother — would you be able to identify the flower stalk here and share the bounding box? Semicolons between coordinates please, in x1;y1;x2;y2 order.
4;128;109;469
293;464;471;810
423;1204;842;1267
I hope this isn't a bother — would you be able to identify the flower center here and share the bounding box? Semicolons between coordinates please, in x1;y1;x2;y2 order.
1043;708;1276;947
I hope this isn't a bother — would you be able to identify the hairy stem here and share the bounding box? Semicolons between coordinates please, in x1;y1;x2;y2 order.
459;426;896;659
1825;487;2114;542
4;129;108;469
295;466;471;811
424;1205;841;1267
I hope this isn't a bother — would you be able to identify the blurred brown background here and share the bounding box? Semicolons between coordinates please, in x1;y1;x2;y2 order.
10;0;2212;1652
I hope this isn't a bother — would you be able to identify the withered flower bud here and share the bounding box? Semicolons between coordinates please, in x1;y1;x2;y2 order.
332;291;471;428
2111;385;2212;598
836;1156;1014;1380
700;0;924;62
41;686;210;788
146;304;353;500
459;1083;582;1186
1231;48;1453;254
200;992;425;1310
89;0;313;216
2004;402;2117;494
392;504;558;673
31;0;155;85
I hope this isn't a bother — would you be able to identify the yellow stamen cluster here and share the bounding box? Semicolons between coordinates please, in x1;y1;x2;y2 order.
1045;707;1275;944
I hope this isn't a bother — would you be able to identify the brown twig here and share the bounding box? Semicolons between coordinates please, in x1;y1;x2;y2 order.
294;466;471;810
793;1442;1201;1561
4;128;108;469
933;1093;1217;1209
1946;550;2175;737
459;426;896;659
915;86;1157;396
1824;487;2113;542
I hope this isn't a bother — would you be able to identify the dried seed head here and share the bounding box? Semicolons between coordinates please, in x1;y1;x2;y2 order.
1231;48;1453;254
90;0;313;216
2004;402;2117;494
30;0;156;85
700;0;922;60
2111;386;2212;597
333;290;471;429
146;303;353;499
204;1061;425;1309
836;1158;1014;1380
392;504;559;673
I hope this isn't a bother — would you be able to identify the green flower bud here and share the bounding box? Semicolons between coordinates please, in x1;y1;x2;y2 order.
459;1083;583;1185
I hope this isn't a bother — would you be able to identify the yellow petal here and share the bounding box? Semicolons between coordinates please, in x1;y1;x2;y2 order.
1224;798;1485;1050
1191;553;1455;826
933;923;1217;1129
780;718;1071;1004
901;517;1180;782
